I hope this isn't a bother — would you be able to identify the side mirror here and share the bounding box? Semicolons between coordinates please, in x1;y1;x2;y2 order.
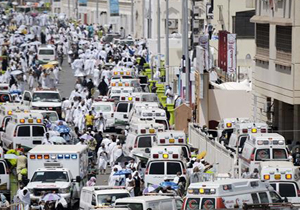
76;176;82;183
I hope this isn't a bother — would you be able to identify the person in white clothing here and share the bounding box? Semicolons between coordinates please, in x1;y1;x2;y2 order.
97;143;108;174
42;133;53;145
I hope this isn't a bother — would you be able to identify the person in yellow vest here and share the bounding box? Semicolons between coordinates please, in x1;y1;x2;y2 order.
16;152;27;182
85;111;95;130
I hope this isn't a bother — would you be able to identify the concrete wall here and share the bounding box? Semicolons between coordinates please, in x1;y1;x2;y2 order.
208;89;252;122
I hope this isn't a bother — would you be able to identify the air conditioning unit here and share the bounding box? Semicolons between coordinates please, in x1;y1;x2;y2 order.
168;19;178;29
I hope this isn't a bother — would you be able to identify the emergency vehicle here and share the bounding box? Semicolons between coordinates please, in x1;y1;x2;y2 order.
109;87;142;101
156;131;191;159
217;118;250;142
80;186;131;209
2;112;45;151
0;84;12;104
183;179;283;209
131;93;159;103
112;66;136;79
228;122;268;152
0;103;30;131
23;88;62;117
0;150;9;200
124;123;165;157
129;107;169;130
240;133;289;172
30;110;59;122
259;161;300;203
27;145;89;208
144;146;187;186
92;98;115;129
37;46;56;64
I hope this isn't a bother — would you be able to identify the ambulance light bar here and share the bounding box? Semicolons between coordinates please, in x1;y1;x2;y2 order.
111;82;130;87
30;154;78;160
226;123;232;128
263;173;292;180
152;152;179;159
18;118;42;124
223;185;232;190
257;139;284;145
188;188;216;195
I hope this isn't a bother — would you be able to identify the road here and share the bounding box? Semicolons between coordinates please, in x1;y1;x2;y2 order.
57;57;111;185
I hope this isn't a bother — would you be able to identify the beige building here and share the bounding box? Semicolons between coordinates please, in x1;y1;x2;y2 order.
251;0;299;142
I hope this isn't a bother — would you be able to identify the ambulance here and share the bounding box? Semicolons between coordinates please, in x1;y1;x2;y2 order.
131;93;159;103
92;98;116;130
30;110;59;122
217;118;250;143
129;107;169;130
240;133;289;172
0;103;30;131
27;145;89;208
259;161;300;203
228;122;268;153
144;146;187;186
124;123;164;157
80;186;131;209
156;131;191;159
108;87;142;101
23;88;62;117
112;66;136;79
183;179;283;209
2;112;45;151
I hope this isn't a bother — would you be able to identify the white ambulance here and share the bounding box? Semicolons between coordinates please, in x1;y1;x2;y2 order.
0;103;30;132
217;118;250;142
228;122;268;153
80;186;131;209
2;113;45;151
23;88;62;117
124;123;164;157
27;145;89;208
156;131;191;159
92;98;116;130
109;87;136;101
144;146;187;186
131;92;159;103
259;161;300;203
183;179;283;209
240;133;289;172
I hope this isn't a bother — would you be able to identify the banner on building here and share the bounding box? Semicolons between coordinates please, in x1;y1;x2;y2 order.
110;0;120;16
199;34;209;72
78;0;87;7
227;33;237;74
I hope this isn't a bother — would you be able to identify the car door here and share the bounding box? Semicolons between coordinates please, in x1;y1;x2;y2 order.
114;103;129;124
16;125;31;148
145;161;165;186
31;125;46;146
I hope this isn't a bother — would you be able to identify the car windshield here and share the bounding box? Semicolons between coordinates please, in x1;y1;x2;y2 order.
31;171;69;182
93;105;112;112
255;149;270;161
273;149;288;159
39;49;54;55
32;93;61;102
97;193;129;205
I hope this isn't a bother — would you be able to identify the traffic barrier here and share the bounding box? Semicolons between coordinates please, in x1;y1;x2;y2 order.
156;89;165;102
188;124;235;174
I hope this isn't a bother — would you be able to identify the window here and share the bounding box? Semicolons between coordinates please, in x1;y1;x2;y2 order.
116;203;143;210
0;162;6;174
167;162;182;175
39;49;54;55
117;103;128;113
235;10;255;38
276;26;292;62
238;136;247;148
31;171;69;182
251;193;259;204
270;191;283;203
17;126;30;137
279;183;296;197
97;193;130;206
272;149;287;160
137;136;152;148
256;24;270;57
149;162;164;175
32;126;45;137
255;149;270;161
93;105;112;112
32;93;61;102
258;192;269;203
200;198;215;209
185;198;200;210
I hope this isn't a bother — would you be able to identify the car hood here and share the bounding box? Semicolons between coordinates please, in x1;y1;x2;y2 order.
27;182;69;189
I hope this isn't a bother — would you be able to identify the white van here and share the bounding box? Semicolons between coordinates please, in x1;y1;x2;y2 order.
144;146;186;186
92;99;115;130
240;133;289;172
2;113;45;151
80;186;131;209
115;195;183;210
183;179;283;209
37;46;56;63
259;161;300;203
30;110;59;122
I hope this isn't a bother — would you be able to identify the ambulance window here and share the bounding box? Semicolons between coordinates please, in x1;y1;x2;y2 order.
182;147;189;158
167;162;182;175
251;193;259;204
4;117;11;129
137;136;152;148
32;126;45;137
270;191;283;203
17;126;30;137
184;198;200;210
0;162;6;174
255;149;270;161
272;149;287;159
200;198;215;209
270;183;277;191
279;183;296;197
258;192;269;203
117;103;128;112
149;162;164;175
239;136;247;148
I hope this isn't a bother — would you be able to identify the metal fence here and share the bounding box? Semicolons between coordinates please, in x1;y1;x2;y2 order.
188;124;236;175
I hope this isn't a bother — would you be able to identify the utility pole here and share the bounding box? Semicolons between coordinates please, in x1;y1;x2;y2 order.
157;0;161;70
148;0;152;38
68;0;70;18
165;0;169;85
183;0;190;104
96;0;99;24
228;0;230;31
143;0;145;38
131;0;134;35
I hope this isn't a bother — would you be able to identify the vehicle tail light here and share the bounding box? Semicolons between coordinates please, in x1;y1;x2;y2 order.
140;129;146;134
121;97;125;100
2;120;5;129
216;197;226;208
250;154;255;161
136;98;140;101
261;128;267;133
152;154;159;158
145;166;149;175
242;129;248;133
297;190;300;197
160;139;165;144
178;138;184;143
173;154;179;158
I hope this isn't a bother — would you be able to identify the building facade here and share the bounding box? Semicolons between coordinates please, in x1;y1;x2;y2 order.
251;0;300;142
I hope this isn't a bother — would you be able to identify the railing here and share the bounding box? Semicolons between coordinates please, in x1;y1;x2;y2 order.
188;124;236;175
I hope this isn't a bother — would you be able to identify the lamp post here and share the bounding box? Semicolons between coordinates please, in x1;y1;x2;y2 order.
165;0;169;85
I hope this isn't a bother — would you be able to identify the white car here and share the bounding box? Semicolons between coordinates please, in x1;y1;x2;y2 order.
37;46;56;64
92;101;115;129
